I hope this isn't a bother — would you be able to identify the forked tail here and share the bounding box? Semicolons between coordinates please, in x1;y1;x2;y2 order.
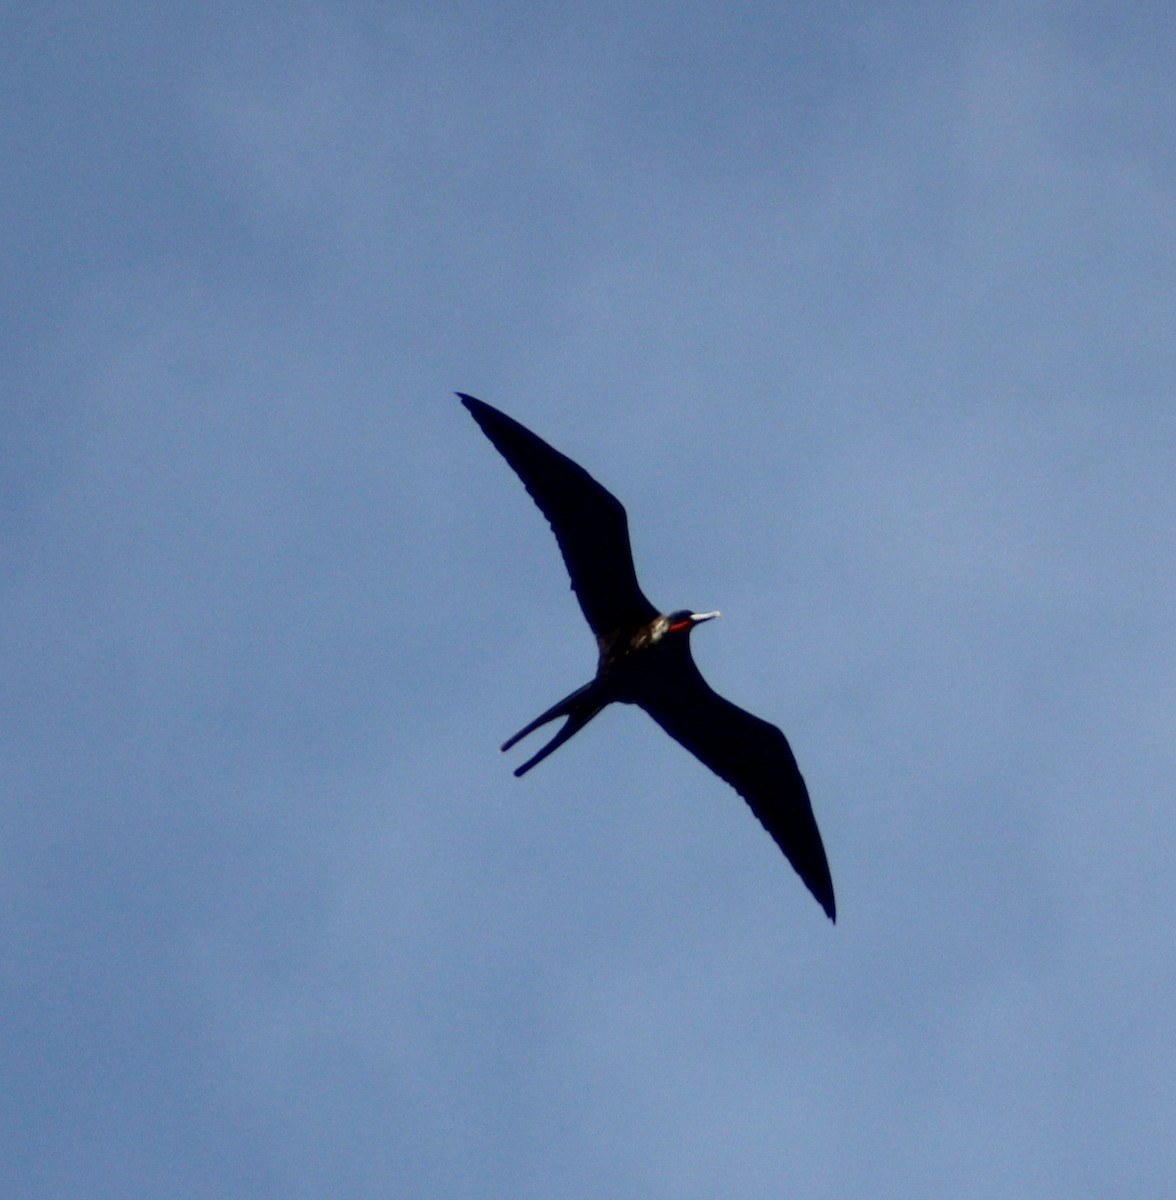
501;680;604;776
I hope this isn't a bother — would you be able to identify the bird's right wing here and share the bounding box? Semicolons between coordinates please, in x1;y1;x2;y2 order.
460;394;659;637
635;644;836;921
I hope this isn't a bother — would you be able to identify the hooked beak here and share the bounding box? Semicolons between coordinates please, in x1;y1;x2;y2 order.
668;611;721;635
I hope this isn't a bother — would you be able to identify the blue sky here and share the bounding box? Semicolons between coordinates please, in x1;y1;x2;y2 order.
4;3;1174;1196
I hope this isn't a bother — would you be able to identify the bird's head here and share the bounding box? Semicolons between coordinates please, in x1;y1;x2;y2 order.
666;609;721;636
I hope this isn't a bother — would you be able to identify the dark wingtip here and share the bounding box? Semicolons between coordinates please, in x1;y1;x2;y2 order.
459;393;499;432
816;882;836;923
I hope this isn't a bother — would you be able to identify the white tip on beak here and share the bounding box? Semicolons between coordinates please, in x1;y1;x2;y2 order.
691;611;721;624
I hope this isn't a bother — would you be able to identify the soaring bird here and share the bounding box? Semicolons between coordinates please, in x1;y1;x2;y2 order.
460;393;836;921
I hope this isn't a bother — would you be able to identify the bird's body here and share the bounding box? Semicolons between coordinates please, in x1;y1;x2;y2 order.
460;393;836;922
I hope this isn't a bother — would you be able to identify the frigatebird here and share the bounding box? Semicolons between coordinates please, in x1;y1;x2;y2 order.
460;393;836;921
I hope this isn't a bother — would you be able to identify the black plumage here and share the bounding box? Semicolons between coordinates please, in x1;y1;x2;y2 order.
460;393;836;922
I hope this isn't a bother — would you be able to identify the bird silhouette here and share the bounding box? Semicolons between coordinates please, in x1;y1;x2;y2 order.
460;393;836;921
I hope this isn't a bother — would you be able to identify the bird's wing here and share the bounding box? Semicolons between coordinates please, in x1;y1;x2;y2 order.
460;394;659;636
634;642;836;921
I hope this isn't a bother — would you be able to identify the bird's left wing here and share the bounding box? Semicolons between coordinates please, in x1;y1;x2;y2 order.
634;643;836;921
